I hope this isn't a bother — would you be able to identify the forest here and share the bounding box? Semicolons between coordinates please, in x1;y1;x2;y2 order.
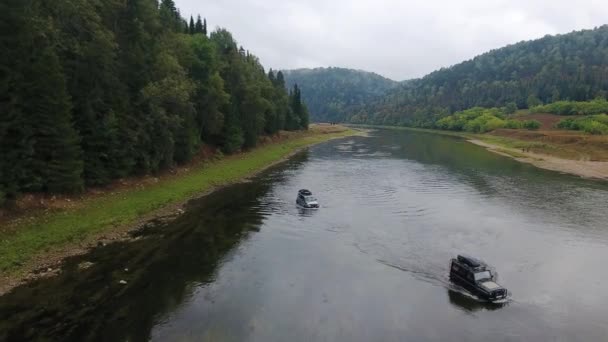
346;25;608;127
282;67;398;123
0;0;309;204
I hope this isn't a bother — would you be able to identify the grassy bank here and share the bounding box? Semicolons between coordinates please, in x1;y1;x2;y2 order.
0;125;357;279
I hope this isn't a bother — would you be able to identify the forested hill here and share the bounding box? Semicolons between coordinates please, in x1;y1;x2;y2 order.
346;25;608;126
282;67;398;123
0;0;308;203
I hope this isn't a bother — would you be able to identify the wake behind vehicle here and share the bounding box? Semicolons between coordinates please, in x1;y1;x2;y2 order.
296;189;319;209
449;255;508;302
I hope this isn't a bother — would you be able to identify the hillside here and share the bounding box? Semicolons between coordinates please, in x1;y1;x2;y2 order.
346;25;608;126
0;0;308;203
282;67;399;123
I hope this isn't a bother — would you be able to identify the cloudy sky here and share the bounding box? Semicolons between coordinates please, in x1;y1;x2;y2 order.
175;0;608;81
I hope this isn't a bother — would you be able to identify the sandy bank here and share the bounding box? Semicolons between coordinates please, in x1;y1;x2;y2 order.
469;139;608;181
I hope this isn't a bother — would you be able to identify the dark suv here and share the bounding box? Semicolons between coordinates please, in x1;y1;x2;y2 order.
449;255;508;302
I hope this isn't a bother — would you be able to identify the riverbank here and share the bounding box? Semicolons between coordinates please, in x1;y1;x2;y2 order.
468;138;608;180
350;124;608;180
0;125;359;295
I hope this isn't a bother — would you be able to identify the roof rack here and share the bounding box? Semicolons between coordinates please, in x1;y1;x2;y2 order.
298;189;312;195
457;254;484;268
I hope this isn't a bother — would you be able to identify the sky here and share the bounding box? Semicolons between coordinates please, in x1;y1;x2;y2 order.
175;0;608;81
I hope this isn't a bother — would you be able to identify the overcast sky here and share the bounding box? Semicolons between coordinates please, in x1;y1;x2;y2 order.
175;0;608;81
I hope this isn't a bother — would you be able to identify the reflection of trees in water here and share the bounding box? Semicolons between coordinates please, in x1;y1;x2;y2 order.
0;180;278;341
373;129;608;227
263;149;310;182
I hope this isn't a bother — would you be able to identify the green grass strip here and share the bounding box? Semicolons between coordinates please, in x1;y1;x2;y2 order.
0;129;356;274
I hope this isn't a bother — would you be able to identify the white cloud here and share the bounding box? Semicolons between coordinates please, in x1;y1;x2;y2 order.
176;0;608;80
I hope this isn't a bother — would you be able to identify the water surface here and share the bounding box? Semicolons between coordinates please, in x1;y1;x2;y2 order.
1;129;608;341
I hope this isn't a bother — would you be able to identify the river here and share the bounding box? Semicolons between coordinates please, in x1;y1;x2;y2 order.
1;129;608;341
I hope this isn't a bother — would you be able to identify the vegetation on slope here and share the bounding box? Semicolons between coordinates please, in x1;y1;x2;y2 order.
531;99;608;116
435;107;540;133
0;0;309;205
282;67;398;123
346;25;608;126
556;115;608;135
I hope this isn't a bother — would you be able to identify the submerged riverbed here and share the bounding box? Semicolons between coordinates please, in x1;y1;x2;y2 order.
1;129;608;341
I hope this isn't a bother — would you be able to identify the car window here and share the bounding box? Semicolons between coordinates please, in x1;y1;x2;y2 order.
474;271;491;281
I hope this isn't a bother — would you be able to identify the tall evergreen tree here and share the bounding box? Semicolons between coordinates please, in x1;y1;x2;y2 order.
159;0;181;31
0;0;36;199
285;84;309;129
189;16;195;35
195;15;204;34
24;45;84;193
276;71;286;88
203;18;208;35
160;0;177;13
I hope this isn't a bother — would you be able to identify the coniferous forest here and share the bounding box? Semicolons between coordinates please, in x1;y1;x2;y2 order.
0;0;309;203
345;25;608;126
282;68;398;123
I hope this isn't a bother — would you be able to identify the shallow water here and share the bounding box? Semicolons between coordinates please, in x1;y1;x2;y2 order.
1;129;608;341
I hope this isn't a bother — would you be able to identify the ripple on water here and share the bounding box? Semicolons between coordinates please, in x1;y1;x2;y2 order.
400;168;479;198
352;151;392;158
391;206;434;218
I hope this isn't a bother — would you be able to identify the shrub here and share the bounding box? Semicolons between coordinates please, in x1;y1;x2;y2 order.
580;121;608;135
531;99;608;116
556;115;608;135
556;118;576;130
522;120;541;130
504;102;518;115
483;117;506;132
222;124;245;153
504;120;523;129
435;107;506;132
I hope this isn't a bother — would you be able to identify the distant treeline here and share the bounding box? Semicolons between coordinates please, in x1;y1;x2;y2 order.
346;25;608;126
0;0;309;203
282;68;398;123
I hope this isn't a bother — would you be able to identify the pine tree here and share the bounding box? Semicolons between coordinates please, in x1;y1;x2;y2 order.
189;16;195;35
288;84;310;130
203;18;207;35
182;19;189;34
276;71;286;89
24;45;84;193
195;15;204;34
159;0;181;31
160;0;177;14
0;0;35;199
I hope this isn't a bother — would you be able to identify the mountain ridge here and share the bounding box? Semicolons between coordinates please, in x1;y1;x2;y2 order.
282;67;400;122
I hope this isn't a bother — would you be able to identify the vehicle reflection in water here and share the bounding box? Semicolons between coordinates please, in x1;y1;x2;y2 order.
447;289;508;313
297;207;319;217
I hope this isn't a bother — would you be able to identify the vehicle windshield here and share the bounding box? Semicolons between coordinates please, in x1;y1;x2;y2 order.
474;271;491;281
305;196;317;202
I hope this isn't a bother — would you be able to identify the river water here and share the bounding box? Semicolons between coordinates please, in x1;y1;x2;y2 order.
1;129;608;341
